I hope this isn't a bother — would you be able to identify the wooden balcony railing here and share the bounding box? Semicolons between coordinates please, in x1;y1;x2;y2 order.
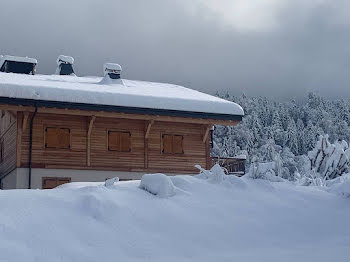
211;156;246;177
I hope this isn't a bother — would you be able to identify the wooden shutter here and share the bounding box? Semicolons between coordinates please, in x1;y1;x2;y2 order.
57;128;70;149
42;177;71;189
57;177;71;187
46;127;70;149
173;135;184;154
42;178;58;189
108;131;120;151
162;134;173;154
162;134;184;154
46;128;58;148
120;132;131;152
108;131;131;152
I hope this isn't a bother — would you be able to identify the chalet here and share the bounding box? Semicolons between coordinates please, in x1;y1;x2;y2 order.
0;55;244;189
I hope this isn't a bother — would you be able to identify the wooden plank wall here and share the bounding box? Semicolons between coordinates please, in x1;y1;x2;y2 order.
0;111;17;177
20;113;87;168
148;122;206;173
19;113;208;174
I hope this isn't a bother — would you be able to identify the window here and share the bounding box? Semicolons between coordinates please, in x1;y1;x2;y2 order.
42;177;71;189
0;139;4;163
108;131;131;152
162;134;184;154
45;127;71;149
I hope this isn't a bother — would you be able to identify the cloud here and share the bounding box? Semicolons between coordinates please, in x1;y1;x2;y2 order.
1;0;350;100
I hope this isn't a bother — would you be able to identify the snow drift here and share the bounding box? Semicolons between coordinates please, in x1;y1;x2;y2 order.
0;173;349;262
140;173;175;198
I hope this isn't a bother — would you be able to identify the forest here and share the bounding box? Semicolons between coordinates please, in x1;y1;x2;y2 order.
213;92;350;184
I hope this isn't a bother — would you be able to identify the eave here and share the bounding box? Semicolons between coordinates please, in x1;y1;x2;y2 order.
0;97;242;126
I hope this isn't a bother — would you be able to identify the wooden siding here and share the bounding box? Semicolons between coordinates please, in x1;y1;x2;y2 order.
0;111;17;177
148;122;206;173
19;113;209;174
20;113;87;168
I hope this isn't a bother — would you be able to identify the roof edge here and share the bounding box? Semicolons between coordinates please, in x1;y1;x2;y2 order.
0;97;243;121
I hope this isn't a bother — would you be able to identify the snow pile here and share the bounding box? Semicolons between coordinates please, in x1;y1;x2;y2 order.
140;173;175;198
104;176;119;187
329;180;350;198
0;174;349;261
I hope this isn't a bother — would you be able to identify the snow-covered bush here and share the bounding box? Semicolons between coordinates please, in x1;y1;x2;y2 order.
246;162;284;182
140;174;175;198
195;164;247;188
307;135;350;180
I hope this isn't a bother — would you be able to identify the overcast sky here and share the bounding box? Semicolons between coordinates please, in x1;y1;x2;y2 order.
1;0;350;100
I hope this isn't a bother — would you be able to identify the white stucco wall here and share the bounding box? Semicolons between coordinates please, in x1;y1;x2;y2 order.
2;168;183;189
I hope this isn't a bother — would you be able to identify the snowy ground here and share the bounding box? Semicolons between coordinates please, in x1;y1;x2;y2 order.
0;174;349;261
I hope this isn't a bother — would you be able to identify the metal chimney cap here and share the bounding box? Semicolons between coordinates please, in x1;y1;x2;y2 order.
104;63;122;77
57;55;74;65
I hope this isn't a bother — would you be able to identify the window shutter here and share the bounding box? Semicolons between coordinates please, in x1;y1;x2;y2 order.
108;131;120;151
46;128;59;148
58;128;70;149
42;178;57;189
173;135;184;154
108;131;131;152
162;134;173;154
46;127;70;149
120;132;131;152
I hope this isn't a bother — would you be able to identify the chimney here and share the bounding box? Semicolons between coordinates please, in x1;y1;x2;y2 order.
104;63;122;79
0;55;37;75
56;55;75;76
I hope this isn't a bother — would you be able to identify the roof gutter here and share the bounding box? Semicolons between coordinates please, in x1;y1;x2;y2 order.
0;97;243;121
28;104;38;189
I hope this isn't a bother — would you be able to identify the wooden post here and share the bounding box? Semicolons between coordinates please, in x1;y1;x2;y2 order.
22;112;29;132
144;120;153;169
205;136;212;170
87;116;96;167
203;124;213;169
16;112;23;167
145;120;154;139
202;124;212;143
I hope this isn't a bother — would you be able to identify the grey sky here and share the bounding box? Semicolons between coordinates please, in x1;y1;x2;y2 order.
1;0;350;100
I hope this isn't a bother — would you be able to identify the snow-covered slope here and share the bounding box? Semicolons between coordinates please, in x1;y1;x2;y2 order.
0;175;349;261
0;73;244;116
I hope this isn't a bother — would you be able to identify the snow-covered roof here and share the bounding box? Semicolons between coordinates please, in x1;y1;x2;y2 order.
0;73;244;118
0;55;37;67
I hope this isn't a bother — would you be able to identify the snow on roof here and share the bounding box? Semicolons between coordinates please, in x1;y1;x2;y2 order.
0;55;37;66
57;55;74;65
0;73;244;116
233;154;247;160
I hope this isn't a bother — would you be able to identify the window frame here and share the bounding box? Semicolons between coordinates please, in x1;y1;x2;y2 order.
161;133;184;155
107;130;132;152
44;127;71;150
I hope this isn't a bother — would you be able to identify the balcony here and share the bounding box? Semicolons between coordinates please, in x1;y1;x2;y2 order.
211;155;246;177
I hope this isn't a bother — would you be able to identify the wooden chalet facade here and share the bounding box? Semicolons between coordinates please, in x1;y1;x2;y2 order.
0;57;243;189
